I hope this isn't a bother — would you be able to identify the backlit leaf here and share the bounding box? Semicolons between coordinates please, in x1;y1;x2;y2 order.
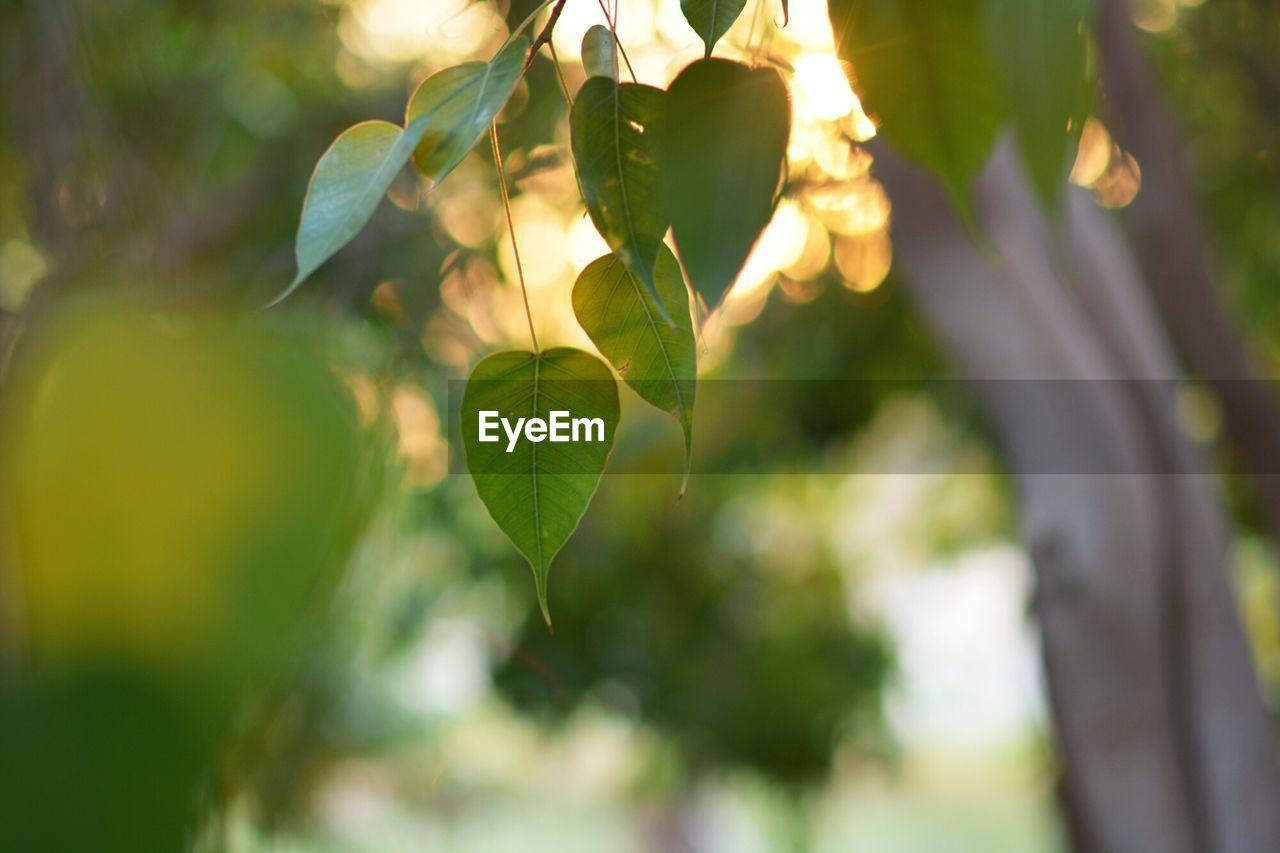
280;117;430;305
582;25;618;80
828;0;1008;210
680;0;749;58
461;348;619;625
570;77;669;318
406;36;528;183
662;58;789;310
573;246;696;488
985;0;1094;207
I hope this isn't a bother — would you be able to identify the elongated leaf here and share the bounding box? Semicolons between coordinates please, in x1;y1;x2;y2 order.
582;25;618;80
573;246;695;488
570;77;669;317
986;0;1093;207
280;117;431;305
406;36;528;183
828;0;1007;209
662;58;789;310
680;0;749;58
461;348;619;624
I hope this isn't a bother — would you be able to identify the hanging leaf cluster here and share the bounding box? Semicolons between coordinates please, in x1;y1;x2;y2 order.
280;0;1092;622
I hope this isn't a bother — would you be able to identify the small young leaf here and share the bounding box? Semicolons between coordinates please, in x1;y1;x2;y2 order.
680;0;749;58
985;0;1094;208
662;58;789;311
461;348;620;625
280;117;431;305
406;36;528;184
828;0;1007;211
573;245;696;488
582;25;618;81
570;77;669;318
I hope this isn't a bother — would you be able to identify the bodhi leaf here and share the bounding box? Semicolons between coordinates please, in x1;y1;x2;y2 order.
570;77;670;319
985;0;1094;208
828;0;1007;212
406;36;527;183
662;58;789;311
461;348;620;625
573;245;696;489
582;25;618;80
279;116;431;305
680;0;749;58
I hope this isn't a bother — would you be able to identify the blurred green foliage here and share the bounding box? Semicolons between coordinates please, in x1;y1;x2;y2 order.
0;301;378;851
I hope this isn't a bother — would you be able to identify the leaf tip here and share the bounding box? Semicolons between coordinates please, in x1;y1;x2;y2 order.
264;272;307;310
535;568;554;630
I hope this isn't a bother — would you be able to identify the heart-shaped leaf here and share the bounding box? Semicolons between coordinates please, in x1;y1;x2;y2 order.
828;0;1007;210
279;117;431;305
985;0;1093;208
406;36;528;183
570;77;669;318
663;58;789;310
461;348;619;625
573;245;696;488
680;0;749;58
582;25;618;80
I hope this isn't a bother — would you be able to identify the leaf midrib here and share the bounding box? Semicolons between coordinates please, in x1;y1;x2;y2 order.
335;123;422;258
609;256;688;424
530;353;544;572
609;85;645;280
415;50;505;174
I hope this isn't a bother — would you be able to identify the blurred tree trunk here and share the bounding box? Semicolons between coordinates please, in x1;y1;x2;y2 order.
874;139;1280;851
1095;0;1280;557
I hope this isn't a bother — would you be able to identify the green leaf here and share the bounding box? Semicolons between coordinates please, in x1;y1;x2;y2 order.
662;58;789;310
828;0;1008;210
406;36;528;183
461;348;620;625
582;25;618;80
680;0;749;58
279;117;431;305
279;38;528;306
985;0;1093;207
573;245;696;489
570;77;670;319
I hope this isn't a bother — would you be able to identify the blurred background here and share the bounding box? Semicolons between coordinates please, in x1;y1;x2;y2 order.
1;0;1278;850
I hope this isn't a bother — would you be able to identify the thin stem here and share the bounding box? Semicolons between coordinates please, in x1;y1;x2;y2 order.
526;0;570;70
548;39;574;105
547;40;587;197
489;121;539;353
595;0;638;82
505;0;557;49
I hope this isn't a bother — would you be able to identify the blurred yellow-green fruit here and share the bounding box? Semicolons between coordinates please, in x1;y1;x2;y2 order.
0;302;369;684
